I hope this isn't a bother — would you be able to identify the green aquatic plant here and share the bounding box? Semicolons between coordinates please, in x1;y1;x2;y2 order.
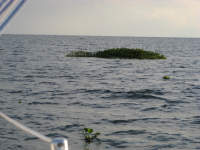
66;51;93;57
163;76;170;80
66;48;166;59
83;128;100;143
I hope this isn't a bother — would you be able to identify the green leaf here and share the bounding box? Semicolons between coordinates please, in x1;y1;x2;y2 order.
84;128;93;133
87;128;93;133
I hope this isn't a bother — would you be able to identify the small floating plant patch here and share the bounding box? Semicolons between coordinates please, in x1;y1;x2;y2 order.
66;48;166;59
83;128;100;143
163;76;170;80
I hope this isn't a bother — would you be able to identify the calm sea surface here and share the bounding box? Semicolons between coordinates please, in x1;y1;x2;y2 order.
0;34;200;150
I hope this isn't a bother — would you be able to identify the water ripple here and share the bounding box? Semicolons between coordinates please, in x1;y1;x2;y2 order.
103;118;159;125
103;139;129;149
28;101;59;105
107;130;147;136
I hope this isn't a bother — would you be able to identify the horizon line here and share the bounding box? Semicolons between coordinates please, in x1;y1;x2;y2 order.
2;33;200;39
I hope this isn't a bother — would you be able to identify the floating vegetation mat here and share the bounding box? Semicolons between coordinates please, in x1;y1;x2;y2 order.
66;48;166;59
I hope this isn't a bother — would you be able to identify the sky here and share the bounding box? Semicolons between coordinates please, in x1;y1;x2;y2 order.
4;0;200;37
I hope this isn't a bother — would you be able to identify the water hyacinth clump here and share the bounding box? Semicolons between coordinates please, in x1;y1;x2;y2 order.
83;128;101;143
66;48;166;59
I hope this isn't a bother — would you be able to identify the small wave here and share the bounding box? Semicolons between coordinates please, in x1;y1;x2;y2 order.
142;107;159;112
77;88;167;101
51;92;69;96
68;102;109;108
7;90;23;94
148;134;177;142
39;81;57;86
150;144;176;149
0;100;5;104
24;137;38;141
24;75;34;78
28;102;59;105
28;121;42;126
0;136;18;140
107;129;146;136
191;116;200;124
29;91;51;96
119;102;139;106
55;124;83;132
110;90;166;100
25;133;68;141
103;118;159;125
103;139;129;149
193;85;200;89
164;99;189;104
78;89;112;95
11;115;23;121
90;104;110;108
46;133;68;139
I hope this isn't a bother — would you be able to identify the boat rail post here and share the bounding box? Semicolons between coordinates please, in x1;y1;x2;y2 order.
51;138;69;150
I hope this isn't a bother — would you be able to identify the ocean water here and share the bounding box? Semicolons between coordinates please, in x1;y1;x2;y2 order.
0;34;200;150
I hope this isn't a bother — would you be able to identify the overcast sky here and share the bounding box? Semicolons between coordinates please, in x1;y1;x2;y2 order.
4;0;200;37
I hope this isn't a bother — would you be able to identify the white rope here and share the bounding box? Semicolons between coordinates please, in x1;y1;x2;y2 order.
0;111;52;143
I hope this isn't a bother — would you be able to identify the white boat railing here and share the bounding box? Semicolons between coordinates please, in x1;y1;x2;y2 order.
0;111;69;150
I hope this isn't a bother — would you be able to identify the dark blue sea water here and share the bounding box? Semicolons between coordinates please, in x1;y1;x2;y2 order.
0;34;200;150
